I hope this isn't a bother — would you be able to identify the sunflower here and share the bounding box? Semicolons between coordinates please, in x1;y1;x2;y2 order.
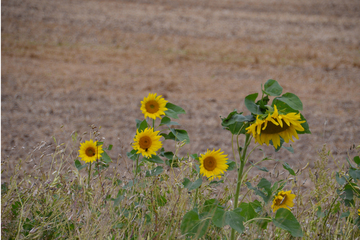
271;190;296;212
358;209;360;216
78;139;104;163
246;105;306;149
133;127;162;158
199;149;229;181
140;93;168;120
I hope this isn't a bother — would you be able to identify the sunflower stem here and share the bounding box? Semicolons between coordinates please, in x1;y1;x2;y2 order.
88;162;92;189
152;119;155;129
230;133;251;240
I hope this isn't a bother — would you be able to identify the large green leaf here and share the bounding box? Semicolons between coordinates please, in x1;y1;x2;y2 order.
165;103;186;119
136;119;148;132
159;116;180;126
126;149;139;161
238;200;261;221
274;93;303;111
143;155;164;164
180;210;209;238
169;129;190;143
353;156;360;166
225;209;245;234
74;159;87;171
212;207;226;228
145;166;164;177
245;93;263;115
101;150;112;163
263;79;283;96
221;110;254;135
272;208;303;237
182;178;203;191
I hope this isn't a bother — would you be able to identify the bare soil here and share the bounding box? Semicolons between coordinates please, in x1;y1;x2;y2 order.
2;0;360;181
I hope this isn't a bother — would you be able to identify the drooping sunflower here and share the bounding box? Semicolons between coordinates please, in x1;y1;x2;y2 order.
133;127;162;158
271;190;296;212
78;139;104;163
140;93;168;120
246;105;306;149
199;149;229;181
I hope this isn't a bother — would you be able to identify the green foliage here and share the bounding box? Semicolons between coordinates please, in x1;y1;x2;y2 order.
263;79;283;96
3;85;359;240
164;102;186;119
182;178;203;191
272;208;303;237
220;110;254;135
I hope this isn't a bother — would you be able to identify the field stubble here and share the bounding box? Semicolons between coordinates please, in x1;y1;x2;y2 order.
1;0;360;185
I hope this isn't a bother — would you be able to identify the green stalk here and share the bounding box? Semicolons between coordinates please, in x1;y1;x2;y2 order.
88;162;92;189
230;133;251;240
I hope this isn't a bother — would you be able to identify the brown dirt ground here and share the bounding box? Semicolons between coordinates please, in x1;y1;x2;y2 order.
2;0;360;183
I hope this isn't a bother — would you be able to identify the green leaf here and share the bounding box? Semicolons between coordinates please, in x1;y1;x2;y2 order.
169;129;190;143
146;166;164;177
191;153;199;161
227;160;236;171
181;210;209;238
101;150;112;163
340;211;350;218
274;93;303;111
272;208;303;237
283;145;294;153
263;79;283;96
74;159;87;171
238;200;261;221
282;162;296;176
212;207;226;228
342;186;354;200
336;172;346;186
298;114;311;134
163;151;174;160
244;93;263;115
225;209;245;234
183;178;203;191
107;144;113;151
127;149;139;161
349;169;360;181
221;111;254;135
144;155;164;164
246;182;271;203
159;116;180;126
257;178;272;194
136;119;148;131
250;161;268;172
160;132;176;141
202;199;219;213
165;103;186;119
354;156;360;166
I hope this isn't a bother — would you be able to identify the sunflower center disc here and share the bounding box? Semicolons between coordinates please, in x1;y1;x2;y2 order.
204;156;217;171
139;136;152;150
261;120;290;134
145;100;160;114
275;194;287;206
85;147;96;157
